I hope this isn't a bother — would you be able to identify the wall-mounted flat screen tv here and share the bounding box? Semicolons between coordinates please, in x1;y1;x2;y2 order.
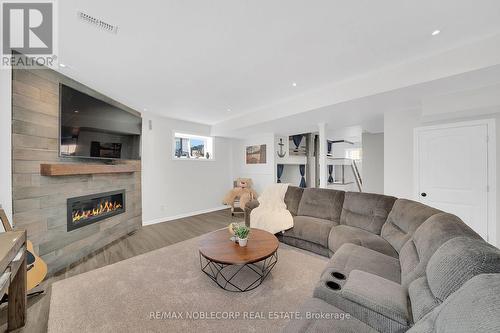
60;84;142;160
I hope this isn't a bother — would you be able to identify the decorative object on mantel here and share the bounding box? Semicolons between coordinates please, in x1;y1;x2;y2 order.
40;162;140;176
289;134;307;156
234;225;250;247
277;164;284;183
299;164;306;188
277;138;286;158
246;144;267;164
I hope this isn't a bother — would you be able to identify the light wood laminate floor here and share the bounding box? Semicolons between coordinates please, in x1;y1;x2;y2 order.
0;209;242;333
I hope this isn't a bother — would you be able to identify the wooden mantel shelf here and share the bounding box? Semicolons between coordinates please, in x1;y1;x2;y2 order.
40;163;140;176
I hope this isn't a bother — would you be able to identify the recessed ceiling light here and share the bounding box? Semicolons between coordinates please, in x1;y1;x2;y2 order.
431;30;441;36
59;63;66;68
227;108;231;112
74;110;79;113
143;108;147;111
292;82;297;87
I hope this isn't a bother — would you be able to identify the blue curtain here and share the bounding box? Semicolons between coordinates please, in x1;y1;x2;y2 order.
299;164;306;188
327;141;332;155
292;135;303;149
277;164;284;183
328;165;334;183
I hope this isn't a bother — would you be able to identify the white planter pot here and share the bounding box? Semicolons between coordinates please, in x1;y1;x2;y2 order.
238;238;248;247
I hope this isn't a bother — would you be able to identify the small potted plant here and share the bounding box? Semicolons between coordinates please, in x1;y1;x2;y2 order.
234;225;250;247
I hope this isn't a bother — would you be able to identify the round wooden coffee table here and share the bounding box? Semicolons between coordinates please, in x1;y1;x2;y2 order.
199;228;279;292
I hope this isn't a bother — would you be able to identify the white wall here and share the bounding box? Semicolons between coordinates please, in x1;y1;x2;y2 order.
231;133;275;195
384;108;500;245
362;132;384;194
141;112;233;224
0;67;12;232
422;83;500;117
384;108;422;199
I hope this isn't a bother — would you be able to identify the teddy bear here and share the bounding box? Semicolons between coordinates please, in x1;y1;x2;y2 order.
223;178;258;210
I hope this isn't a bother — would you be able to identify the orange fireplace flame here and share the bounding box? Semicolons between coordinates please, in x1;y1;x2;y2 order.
72;200;123;223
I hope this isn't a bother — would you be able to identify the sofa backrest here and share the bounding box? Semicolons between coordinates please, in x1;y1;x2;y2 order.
408;274;500;333
284;186;304;216
340;192;397;234
426;237;500;301
297;188;345;223
407;237;500;322
381;199;442;253
399;213;481;287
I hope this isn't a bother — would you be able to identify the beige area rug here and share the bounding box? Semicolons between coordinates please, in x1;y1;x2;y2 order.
48;235;328;333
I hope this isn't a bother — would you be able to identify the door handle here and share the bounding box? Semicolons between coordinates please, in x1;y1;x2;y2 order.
420;192;427;197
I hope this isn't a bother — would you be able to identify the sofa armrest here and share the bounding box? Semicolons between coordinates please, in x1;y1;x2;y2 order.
341;270;411;325
244;199;260;227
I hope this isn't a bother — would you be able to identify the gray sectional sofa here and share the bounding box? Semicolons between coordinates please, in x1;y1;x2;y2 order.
244;187;500;333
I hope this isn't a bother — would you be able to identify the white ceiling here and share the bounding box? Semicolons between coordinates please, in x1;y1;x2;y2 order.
217;64;500;138
58;1;500;125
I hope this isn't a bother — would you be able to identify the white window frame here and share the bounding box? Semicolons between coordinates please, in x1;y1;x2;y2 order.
172;132;215;161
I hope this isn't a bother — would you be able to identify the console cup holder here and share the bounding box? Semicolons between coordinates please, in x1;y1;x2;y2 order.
326;281;341;291
331;272;346;280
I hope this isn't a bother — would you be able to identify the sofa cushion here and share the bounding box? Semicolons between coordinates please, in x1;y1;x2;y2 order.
328;225;398;258
399;213;481;287
283;297;378;333
340;192;397;234
284;186;304;216
407;274;500;333
283;215;334;248
381;199;441;253
341;270;411;326
297;188;345;222
426;237;500;301
408;276;440;322
278;234;332;257
313;271;411;332
321;243;401;284
407;236;500;323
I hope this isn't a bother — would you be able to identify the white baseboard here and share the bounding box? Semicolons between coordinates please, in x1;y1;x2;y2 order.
142;205;229;226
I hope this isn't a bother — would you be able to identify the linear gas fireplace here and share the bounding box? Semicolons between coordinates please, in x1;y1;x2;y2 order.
67;190;126;231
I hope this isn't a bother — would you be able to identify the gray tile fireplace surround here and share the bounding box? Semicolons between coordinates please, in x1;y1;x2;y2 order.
11;67;142;274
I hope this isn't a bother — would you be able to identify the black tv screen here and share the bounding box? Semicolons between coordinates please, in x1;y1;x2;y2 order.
60;84;142;160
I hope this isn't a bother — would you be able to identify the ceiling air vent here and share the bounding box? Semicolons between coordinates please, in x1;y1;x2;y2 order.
77;11;118;34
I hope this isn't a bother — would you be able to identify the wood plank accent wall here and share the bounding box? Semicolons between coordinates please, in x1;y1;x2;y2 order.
11;67;142;274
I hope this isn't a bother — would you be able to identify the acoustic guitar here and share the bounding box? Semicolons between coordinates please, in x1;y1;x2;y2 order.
0;208;47;292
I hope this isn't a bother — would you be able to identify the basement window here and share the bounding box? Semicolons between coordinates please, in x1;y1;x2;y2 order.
173;133;214;160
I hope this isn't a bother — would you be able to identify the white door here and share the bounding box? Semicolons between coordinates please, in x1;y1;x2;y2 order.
415;122;489;240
